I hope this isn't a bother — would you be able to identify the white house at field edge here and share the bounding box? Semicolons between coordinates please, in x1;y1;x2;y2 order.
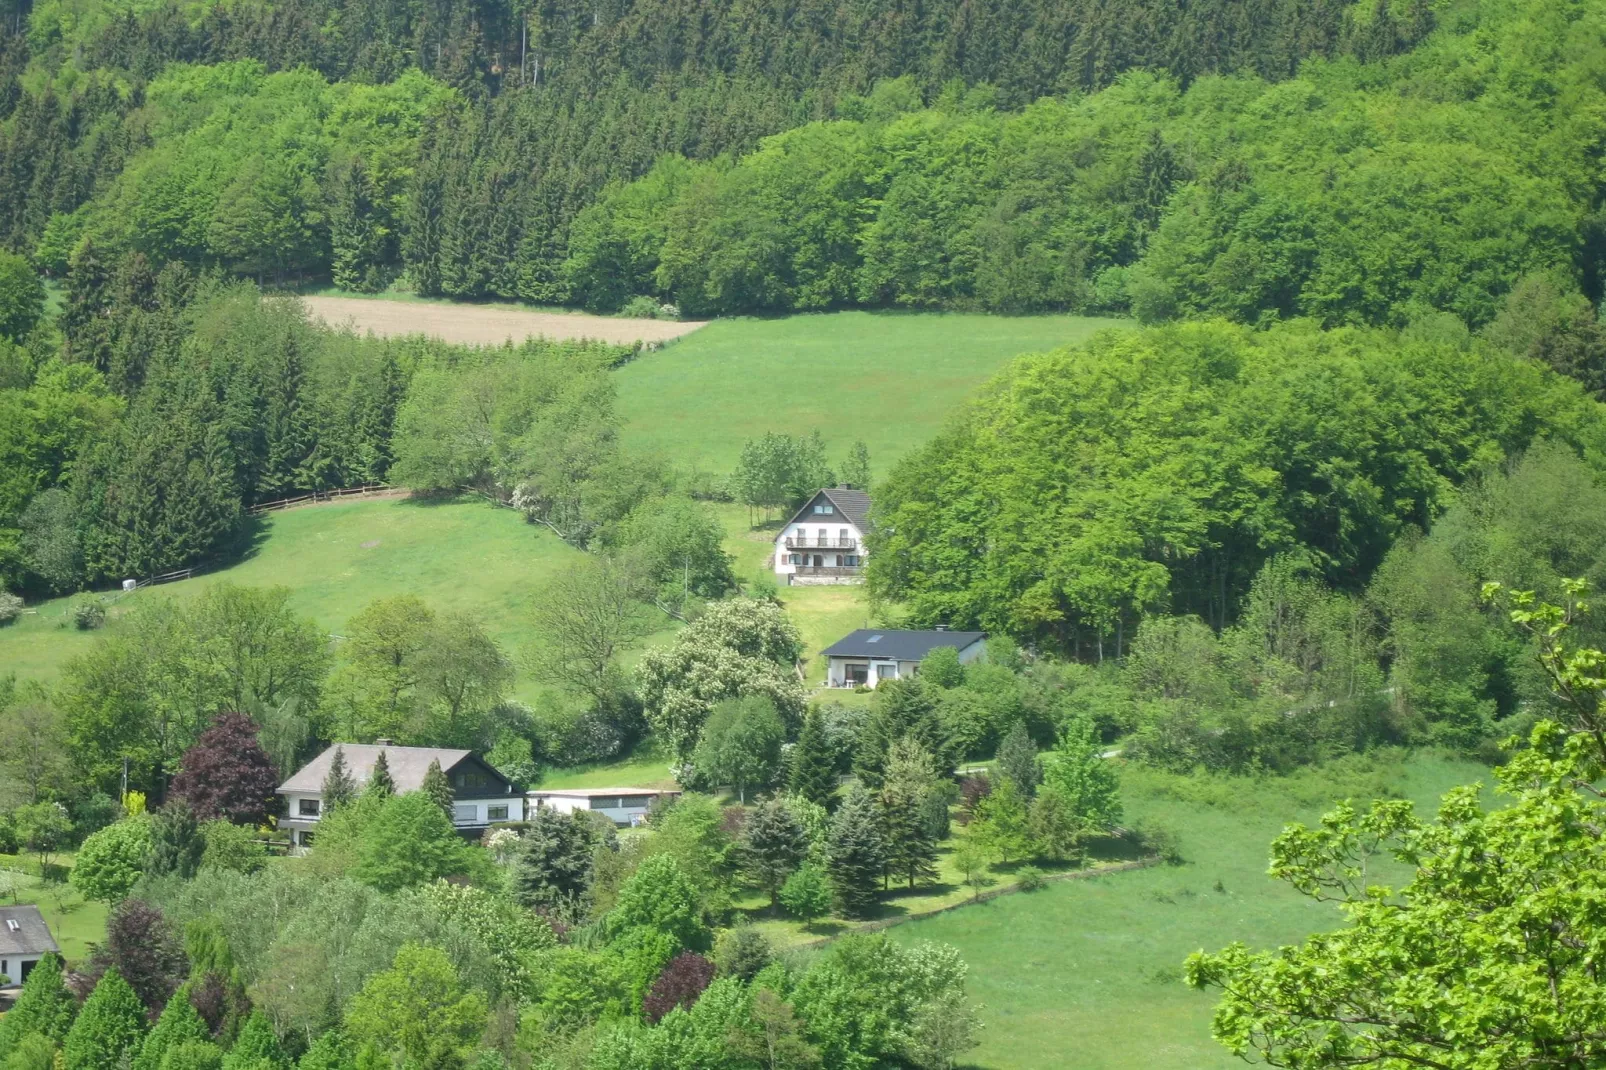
0;906;58;987
525;788;681;827
774;486;871;585
276;742;524;847
820;627;987;688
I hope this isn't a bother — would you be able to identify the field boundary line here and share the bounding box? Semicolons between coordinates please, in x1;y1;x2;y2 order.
792;855;1164;950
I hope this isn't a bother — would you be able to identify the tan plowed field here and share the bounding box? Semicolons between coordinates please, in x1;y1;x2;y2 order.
301;295;707;346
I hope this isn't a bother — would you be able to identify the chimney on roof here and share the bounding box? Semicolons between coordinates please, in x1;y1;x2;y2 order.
934;624;948;632
375;738;393;746
838;483;853;490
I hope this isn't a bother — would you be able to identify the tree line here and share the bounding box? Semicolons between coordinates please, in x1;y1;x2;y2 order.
0;0;1447;317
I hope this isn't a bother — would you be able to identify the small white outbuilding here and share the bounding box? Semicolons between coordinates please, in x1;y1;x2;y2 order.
525;788;681;827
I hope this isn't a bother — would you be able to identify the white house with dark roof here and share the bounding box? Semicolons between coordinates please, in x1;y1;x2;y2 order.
525;787;682;827
774;486;871;585
276;742;524;847
0;905;58;986
820;627;987;688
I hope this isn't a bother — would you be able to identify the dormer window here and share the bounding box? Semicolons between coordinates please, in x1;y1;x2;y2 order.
813;503;834;514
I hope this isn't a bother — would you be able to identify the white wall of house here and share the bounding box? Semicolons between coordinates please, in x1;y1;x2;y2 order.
773;520;865;577
827;642;985;688
280;792;524;847
2;954;46;984
527;792;674;827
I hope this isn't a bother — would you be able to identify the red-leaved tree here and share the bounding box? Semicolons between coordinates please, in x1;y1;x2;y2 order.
642;952;716;1024
168;713;279;826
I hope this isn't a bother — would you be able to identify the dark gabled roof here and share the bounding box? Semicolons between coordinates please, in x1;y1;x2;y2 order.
820;628;987;661
0;906;58;957
782;488;872;532
277;744;513;797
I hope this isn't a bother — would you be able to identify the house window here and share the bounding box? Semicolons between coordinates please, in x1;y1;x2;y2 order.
789;553;802;565
488;805;509;821
452;803;477;823
876;663;896;680
298;798;321;817
844;555;860;566
590;797;622;809
453;770;493;791
845;663;869;686
813;503;833;514
834;555;843;566
619;796;653;808
5;920;18;933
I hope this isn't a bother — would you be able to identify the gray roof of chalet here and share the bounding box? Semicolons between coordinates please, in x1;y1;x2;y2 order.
820;628;987;661
277;744;509;796
0;906;58;957
783;488;872;531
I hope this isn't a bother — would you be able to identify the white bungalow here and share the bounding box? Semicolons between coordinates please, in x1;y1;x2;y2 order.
525;788;681;827
277;742;524;847
821;627;987;688
774;486;871;586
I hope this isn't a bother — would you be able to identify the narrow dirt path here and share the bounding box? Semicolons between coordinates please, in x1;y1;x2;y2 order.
301;295;707;347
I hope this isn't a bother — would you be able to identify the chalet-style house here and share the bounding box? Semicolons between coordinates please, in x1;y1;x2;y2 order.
774;486;871;585
277;742;525;847
0;906;58;986
821;627;987;688
526;787;681;827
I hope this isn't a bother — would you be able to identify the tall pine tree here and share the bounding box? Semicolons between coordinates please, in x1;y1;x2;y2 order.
788;707;837;809
826;787;886;919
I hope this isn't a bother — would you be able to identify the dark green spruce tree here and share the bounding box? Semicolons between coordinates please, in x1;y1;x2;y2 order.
148;802;204;880
827;787;886;919
788;707;838;809
743;798;809;911
365;750;395;798
421;759;454;816
321;746;357;811
879;782;938;890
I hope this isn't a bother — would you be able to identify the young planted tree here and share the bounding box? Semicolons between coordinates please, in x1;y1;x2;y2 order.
788;706;838;809
1041;714;1120;830
743;799;809;910
778;863;833;926
321;746;357;811
63;970;146;1070
826;788;886;919
168;712;279;826
353;793;467;893
13;802;71;876
1029;789;1083;862
970;778;1031;864
994;722;1040;797
420;759;454;816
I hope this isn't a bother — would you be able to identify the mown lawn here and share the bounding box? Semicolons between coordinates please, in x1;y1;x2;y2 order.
616;311;1127;474
888;752;1488;1070
0;852;108;965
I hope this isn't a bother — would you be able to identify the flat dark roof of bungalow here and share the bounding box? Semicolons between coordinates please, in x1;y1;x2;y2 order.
820;628;987;662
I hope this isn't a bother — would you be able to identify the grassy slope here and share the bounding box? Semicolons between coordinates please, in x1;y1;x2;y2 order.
615;311;1126;473
1;496;593;701
890;753;1487;1070
0;852;108;965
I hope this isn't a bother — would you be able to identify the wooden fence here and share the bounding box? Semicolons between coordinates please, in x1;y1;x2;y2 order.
248;483;394;516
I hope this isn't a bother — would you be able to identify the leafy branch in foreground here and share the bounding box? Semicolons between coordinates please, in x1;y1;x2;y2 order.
1185;581;1606;1069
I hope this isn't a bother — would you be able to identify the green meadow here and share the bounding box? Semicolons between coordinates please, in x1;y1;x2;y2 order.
890;752;1486;1070
616;311;1126;472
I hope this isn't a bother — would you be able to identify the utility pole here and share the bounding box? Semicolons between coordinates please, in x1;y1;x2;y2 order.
120;756;128;807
